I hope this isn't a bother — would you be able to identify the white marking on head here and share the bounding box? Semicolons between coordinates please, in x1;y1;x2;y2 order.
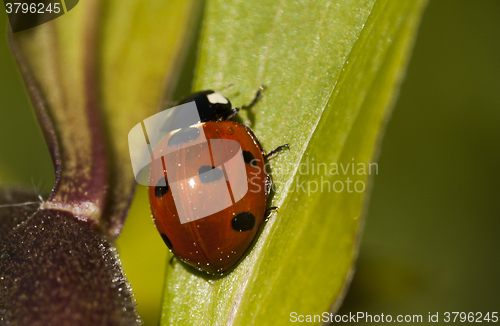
207;92;229;105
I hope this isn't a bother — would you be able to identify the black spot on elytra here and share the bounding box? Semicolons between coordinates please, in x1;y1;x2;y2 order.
155;177;169;198
161;233;173;250
231;212;255;232
168;127;200;146
242;151;257;166
198;165;224;184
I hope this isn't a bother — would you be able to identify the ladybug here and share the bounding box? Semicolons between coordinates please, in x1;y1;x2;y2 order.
148;87;288;274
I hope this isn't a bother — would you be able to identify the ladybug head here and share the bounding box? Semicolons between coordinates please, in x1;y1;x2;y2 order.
178;90;233;122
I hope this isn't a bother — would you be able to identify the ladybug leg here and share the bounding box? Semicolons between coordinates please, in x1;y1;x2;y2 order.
241;85;265;110
265;176;278;220
227;85;265;119
169;255;176;266
263;143;289;194
265;174;272;196
264;206;279;221
265;144;290;161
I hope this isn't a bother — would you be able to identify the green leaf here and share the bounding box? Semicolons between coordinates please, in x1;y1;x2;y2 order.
160;0;428;325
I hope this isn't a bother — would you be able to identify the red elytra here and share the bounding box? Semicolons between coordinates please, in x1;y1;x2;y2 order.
147;89;287;274
148;121;268;274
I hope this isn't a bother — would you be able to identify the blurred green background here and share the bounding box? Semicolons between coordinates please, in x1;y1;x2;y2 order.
339;0;500;322
0;1;498;325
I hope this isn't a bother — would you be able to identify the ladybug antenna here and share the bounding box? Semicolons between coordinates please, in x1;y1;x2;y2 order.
216;83;234;92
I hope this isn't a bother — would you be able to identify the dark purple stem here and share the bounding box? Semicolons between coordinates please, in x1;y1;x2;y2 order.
8;2;108;226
